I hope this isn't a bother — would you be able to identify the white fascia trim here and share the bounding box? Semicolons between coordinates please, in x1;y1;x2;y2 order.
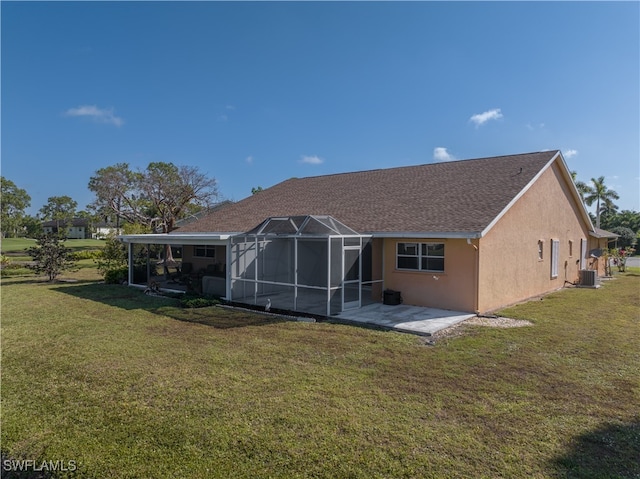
589;230;619;239
554;153;595;231
118;233;233;244
480;151;595;238
479;151;596;238
369;231;482;239
479;152;560;238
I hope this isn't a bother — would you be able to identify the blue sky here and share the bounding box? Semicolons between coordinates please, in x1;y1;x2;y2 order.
2;1;639;217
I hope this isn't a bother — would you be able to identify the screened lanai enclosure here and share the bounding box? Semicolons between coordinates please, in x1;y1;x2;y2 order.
229;216;383;316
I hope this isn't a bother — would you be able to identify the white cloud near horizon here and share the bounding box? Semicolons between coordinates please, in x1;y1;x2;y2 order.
564;149;578;159
470;108;503;127
65;105;123;127
300;155;324;165
433;147;456;162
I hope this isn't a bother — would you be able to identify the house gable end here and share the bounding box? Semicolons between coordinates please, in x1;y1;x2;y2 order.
480;151;594;238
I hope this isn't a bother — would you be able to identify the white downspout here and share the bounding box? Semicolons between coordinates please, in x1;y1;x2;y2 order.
127;242;134;285
225;238;232;301
467;238;479;314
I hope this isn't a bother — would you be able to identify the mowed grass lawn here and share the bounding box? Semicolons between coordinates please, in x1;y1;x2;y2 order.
0;238;106;253
1;268;639;478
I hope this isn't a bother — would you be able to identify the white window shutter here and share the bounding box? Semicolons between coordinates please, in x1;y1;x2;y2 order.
551;239;560;278
580;238;587;270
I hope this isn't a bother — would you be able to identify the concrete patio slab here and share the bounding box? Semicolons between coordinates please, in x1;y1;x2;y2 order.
336;303;476;336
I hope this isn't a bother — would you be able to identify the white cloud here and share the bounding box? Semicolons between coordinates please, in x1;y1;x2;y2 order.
65;105;123;127
470;108;503;127
433;147;456;162
300;155;324;165
245;155;253;164
564;149;578;159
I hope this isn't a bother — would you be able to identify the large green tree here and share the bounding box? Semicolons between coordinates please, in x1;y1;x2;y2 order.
39;195;78;232
88;162;218;234
21;215;43;238
609;227;636;249
570;171;589;202
87;163;139;229
583;176;620;229
0;177;31;238
89;162;218;270
615;210;640;232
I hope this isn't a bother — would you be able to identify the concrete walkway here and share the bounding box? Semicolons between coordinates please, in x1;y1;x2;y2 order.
336;303;476;336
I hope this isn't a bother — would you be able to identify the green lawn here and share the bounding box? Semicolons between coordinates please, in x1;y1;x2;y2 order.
1;239;105;278
1;269;638;478
1;238;105;253
0;237;37;253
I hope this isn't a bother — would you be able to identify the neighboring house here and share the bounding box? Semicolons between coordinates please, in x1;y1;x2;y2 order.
119;150;617;315
93;222;121;239
42;218;90;239
42;218;120;239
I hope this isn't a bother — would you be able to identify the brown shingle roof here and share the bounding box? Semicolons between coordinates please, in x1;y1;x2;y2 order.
178;151;560;236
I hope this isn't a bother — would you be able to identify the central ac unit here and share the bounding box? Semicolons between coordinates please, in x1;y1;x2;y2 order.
579;269;597;287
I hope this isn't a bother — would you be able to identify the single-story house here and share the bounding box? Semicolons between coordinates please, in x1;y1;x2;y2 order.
93;222;122;239
119;150;617;315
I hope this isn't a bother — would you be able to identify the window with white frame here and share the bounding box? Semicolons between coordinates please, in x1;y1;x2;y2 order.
397;242;445;272
194;245;216;258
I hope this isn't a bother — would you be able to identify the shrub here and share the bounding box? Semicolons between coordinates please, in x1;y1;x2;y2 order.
0;264;31;276
103;267;129;284
2;263;27;270
179;293;220;308
70;249;103;260
27;234;77;281
95;235;128;280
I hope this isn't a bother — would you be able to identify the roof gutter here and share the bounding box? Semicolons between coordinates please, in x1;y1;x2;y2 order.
589;230;619;239
118;233;233;244
368;231;482;239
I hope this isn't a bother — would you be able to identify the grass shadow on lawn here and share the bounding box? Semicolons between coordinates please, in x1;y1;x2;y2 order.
155;304;291;329
552;419;640;478
52;281;180;311
52;281;290;329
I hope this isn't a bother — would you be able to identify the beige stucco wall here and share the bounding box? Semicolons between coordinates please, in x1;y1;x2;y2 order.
477;161;591;313
382;238;477;312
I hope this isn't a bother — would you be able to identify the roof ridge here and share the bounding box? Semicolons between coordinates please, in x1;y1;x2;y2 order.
288;150;559;182
176;149;564;235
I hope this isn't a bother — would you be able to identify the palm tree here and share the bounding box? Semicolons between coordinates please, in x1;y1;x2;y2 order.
598;197;620;230
583;176;620;229
570;171;588;198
